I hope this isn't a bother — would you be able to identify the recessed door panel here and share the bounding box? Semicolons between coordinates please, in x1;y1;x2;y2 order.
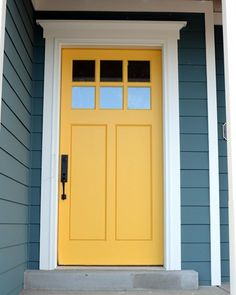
116;125;152;240
70;125;107;240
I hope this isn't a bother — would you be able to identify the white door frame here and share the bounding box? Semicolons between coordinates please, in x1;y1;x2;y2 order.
38;20;186;271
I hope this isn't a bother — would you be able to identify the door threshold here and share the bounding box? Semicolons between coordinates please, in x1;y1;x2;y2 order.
56;266;165;271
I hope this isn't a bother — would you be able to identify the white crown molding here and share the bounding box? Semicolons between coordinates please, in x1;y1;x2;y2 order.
39;20;186;40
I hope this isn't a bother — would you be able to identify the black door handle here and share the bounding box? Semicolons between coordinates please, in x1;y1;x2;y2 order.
61;155;68;200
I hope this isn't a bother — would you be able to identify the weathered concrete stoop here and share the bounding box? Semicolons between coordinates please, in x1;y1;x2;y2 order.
24;269;199;291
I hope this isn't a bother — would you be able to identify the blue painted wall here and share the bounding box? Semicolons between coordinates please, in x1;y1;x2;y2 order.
178;14;210;286
215;25;229;282
0;0;43;294
28;25;44;270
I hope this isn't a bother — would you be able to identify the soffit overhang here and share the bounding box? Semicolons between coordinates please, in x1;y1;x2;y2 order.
31;0;222;12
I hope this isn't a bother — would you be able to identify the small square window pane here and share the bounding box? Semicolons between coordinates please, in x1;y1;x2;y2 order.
128;87;151;109
72;87;95;109
128;61;150;82
100;87;123;109
73;60;95;81
100;61;122;82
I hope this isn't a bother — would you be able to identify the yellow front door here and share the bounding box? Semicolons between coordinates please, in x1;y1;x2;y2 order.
58;49;163;265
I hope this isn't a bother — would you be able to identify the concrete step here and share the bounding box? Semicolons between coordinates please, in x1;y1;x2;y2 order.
19;287;231;295
24;269;198;291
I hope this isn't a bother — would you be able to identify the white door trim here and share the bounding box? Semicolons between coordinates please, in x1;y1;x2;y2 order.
38;20;186;271
0;0;7;124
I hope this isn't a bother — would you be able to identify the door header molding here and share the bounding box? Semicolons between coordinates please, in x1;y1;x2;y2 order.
38;20;186;42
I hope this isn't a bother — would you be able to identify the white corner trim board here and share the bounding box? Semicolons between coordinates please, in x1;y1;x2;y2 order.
0;0;7;124
222;1;236;294
205;9;221;285
204;5;222;287
38;19;186;272
38;0;221;286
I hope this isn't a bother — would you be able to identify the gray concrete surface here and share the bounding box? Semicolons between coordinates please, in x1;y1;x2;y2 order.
19;286;230;295
220;284;230;293
24;270;198;291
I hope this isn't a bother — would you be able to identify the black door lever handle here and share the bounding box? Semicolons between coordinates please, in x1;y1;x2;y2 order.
61;155;68;200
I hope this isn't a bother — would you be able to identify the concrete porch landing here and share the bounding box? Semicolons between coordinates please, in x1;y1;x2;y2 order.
24;270;198;291
20;286;230;295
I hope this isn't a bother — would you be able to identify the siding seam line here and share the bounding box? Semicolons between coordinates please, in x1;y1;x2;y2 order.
2;76;31;115
4;30;34;80
0;147;30;169
0;261;27;276
3;53;33;97
0;125;30;151
2;101;31;133
0;172;29;187
6;6;33;63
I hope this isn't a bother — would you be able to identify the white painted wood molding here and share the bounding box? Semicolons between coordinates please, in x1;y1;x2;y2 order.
222;1;236;294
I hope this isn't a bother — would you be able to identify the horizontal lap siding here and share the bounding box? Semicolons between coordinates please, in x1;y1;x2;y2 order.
178;15;210;286
0;0;36;294
215;26;229;283
28;25;44;270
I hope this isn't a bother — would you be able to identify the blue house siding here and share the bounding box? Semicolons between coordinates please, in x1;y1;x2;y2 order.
0;0;43;294
28;25;44;270
215;25;229;283
178;15;210;286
